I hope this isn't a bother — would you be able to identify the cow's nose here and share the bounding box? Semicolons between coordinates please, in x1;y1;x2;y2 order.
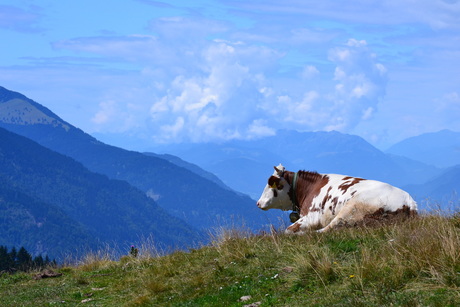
256;202;260;208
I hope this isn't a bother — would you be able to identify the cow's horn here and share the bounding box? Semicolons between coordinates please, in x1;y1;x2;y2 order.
274;165;284;175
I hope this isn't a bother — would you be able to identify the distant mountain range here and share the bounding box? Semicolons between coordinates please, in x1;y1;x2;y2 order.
0;127;203;259
147;130;448;201
386;130;460;168
0;86;280;253
404;165;460;211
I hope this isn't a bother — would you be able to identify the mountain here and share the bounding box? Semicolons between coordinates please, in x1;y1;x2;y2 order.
0;179;98;259
385;154;442;185
0;127;203;259
148;130;440;199
143;152;233;192
386;130;460;168
0;86;279;233
404;165;460;211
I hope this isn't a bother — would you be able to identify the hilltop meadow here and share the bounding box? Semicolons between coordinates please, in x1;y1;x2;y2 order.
1;212;459;306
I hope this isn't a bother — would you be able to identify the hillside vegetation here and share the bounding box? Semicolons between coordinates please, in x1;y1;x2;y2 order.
1;214;459;306
0;127;203;258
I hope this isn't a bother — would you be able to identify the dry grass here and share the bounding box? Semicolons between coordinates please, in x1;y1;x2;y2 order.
1;213;459;306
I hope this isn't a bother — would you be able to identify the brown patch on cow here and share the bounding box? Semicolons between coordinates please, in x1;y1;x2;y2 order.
320;194;328;211
287;222;301;233
338;177;365;193
268;175;279;186
320;186;333;211
283;171;329;216
331;197;339;215
357;205;417;228
268;176;282;189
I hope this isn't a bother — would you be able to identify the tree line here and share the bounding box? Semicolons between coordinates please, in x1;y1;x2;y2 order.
0;246;56;273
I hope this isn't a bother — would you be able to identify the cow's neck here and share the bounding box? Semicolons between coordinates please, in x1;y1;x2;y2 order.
284;170;329;216
284;171;300;212
291;172;300;212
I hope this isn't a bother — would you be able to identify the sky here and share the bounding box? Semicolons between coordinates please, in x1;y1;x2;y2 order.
0;0;459;150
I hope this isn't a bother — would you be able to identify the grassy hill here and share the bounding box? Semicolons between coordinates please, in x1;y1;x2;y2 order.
1;214;459;306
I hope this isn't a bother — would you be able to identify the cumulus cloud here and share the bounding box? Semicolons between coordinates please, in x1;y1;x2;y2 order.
79;30;387;142
92;100;117;124
148;38;281;142
264;38;388;133
2;0;458;149
48;12;393;144
326;39;388;130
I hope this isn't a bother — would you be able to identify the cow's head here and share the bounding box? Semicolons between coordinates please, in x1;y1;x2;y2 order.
256;164;292;211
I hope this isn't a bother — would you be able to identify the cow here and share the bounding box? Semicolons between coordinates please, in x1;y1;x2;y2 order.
256;164;417;234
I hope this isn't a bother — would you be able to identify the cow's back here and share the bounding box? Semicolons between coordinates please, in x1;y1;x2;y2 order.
309;174;417;230
349;179;417;212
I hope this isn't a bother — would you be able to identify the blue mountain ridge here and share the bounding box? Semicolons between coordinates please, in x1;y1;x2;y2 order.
386;129;460;168
0;86;282;238
0;127;203;259
147;130;444;201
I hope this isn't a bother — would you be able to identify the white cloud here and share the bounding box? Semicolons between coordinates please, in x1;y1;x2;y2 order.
160;117;185;141
142;37;282;142
3;0;458;148
301;65;320;79
361;107;374;120
346;38;367;47
267;39;388;133
92;100;116;124
81;35;388;142
247;119;276;137
327;39;388;129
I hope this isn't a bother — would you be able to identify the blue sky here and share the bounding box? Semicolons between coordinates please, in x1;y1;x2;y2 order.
1;0;459;149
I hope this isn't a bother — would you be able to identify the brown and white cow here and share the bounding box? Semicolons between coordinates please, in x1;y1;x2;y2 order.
256;164;417;233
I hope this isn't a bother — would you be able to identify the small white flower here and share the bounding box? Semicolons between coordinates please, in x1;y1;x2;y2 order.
239;295;252;302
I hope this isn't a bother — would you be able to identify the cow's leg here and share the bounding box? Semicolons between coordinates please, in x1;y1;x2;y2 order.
317;200;380;232
285;215;322;234
285;219;306;234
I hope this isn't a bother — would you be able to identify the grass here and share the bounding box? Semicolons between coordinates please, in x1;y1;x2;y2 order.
1;213;460;306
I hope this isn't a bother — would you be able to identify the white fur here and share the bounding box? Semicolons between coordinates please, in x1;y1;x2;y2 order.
257;164;417;234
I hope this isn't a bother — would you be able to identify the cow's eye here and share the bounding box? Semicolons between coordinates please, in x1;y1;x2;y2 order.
273;189;278;197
